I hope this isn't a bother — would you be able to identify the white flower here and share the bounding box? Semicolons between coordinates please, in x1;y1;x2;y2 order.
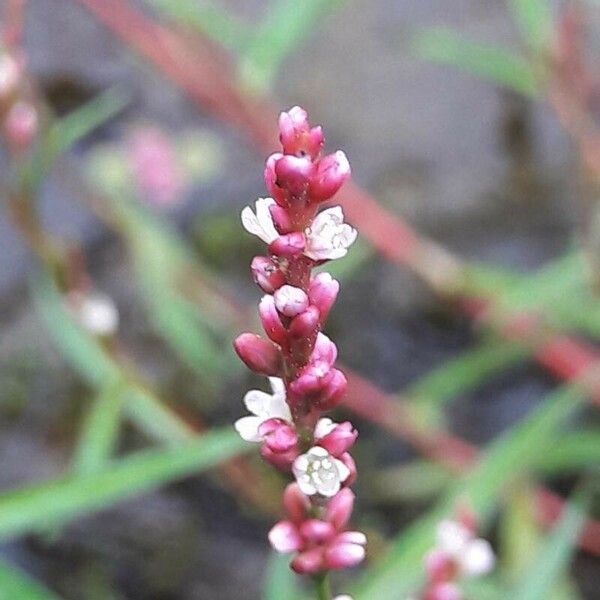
67;291;119;336
436;520;495;577
241;197;278;244
304;206;357;260
314;417;337;439
292;446;350;497
234;377;291;442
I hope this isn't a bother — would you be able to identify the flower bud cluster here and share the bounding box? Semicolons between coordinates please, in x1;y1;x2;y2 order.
234;106;364;578
413;509;495;600
0;48;37;153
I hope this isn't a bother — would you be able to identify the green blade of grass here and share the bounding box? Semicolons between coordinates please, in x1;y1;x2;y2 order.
413;27;538;96
535;431;600;475
72;379;126;475
509;0;553;51
510;491;590;600
0;560;63;600
31;270;195;443
262;552;302;600
239;0;344;94
352;383;586;599
143;0;251;52
0;428;246;542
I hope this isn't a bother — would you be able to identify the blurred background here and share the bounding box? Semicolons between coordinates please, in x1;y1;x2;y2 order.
0;1;599;599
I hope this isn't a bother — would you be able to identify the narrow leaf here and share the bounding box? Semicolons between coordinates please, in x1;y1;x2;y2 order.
0;559;63;600
0;429;247;541
413;28;538;96
509;0;553;50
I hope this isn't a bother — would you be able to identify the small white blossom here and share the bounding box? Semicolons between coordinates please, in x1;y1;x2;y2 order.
304;206;357;260
292;446;350;497
273;285;309;317
314;417;337;439
234;377;291;442
436;520;495;577
241;197;278;244
68;291;119;337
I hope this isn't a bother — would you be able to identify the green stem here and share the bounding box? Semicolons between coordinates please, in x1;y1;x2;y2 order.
315;573;331;600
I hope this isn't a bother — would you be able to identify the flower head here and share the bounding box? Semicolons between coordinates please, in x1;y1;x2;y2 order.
241;197;279;244
234;377;291;442
305;206;357;261
293;446;350;497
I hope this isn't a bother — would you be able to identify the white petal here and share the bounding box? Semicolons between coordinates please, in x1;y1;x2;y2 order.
241;206;264;238
314;417;337;439
293;454;310;474
334;458;351;483
436;520;471;557
316;477;341;497
314;206;343;229
296;477;317;496
308;446;329;458
461;539;495;576
234;416;263;442
243;389;273;417
255;197;278;240
269;376;286;398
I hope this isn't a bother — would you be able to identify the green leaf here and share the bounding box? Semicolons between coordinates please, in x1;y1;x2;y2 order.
72;379;126;475
25;89;128;194
262;552;302;600
0;559;63;600
0;428;247;542
510;491;590;600
239;0;344;94
352;383;586;599
31;271;195;443
509;0;553;50
535;431;600;475
143;0;251;52
413;28;538;96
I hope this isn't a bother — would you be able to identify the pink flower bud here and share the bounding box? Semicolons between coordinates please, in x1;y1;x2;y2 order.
269;204;293;234
269;232;306;258
259;418;298;453
288;306;321;339
274;155;314;197
4;101;37;150
264;152;287;206
274;285;309;317
309;151;351;203
289;365;334;397
337;452;356;487
283;483;310;523
261;444;299;470
308;273;339;323
324;537;365;570
291;548;324;575
299;519;336;545
269;520;302;553
310;333;338;368
425;550;455;583
325;488;355;530
426;583;462;600
278;106;324;159
316;368;347;410
259;295;287;344
317;421;357;457
251;256;286;293
234;333;281;376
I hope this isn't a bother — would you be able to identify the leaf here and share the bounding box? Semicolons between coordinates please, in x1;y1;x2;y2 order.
143;0;251;52
535;431;600;475
509;0;553;50
31;270;195;443
510;491;590;600
0;428;247;542
25;89;128;193
262;552;302;600
413;28;538;96
72;379;126;475
352;383;586;599
239;0;344;94
0;559;64;600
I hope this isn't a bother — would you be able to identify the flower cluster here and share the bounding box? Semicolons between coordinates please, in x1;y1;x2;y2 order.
415;510;495;600
234;106;364;580
0;48;37;153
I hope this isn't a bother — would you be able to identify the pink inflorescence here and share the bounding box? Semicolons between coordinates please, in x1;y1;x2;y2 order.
233;106;364;576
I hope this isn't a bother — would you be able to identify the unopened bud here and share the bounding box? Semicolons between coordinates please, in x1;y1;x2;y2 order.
269;232;306;258
299;519;335;545
4;101;37;150
274;285;309;317
324;535;366;570
317;368;348;410
309;151;351;202
251;256;286;293
283;483;310;522
308;272;339;323
288;306;320;338
317;421;357;456
264;152;287;206
291;548;324;575
234;333;281;375
259;295;287;344
274;155;314;197
269;203;293;233
325;488;355;530
278;106;324;159
259;418;298;453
